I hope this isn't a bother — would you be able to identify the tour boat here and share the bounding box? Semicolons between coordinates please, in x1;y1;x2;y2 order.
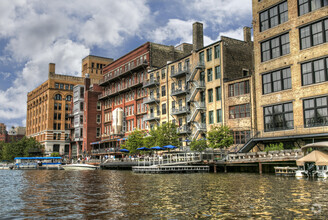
14;157;62;170
61;163;99;170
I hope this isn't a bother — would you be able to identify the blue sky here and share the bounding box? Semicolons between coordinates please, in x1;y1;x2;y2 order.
0;0;252;130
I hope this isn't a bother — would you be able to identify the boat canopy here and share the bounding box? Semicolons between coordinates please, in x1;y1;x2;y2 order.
296;150;328;166
14;157;61;160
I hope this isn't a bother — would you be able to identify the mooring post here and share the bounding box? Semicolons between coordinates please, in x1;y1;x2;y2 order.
259;162;262;174
224;165;227;173
214;165;217;173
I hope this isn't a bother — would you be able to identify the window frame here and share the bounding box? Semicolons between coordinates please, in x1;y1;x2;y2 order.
303;96;328;127
260;1;288;32
264;102;294;132
261;33;290;62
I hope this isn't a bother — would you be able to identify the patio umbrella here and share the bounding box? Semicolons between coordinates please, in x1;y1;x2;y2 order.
151;146;165;150
119;149;129;153
137;147;151;151
163;145;178;149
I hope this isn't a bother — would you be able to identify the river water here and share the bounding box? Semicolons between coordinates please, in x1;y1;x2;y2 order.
0;170;327;219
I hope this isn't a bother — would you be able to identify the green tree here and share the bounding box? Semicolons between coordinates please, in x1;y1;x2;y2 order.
150;122;180;147
51;152;60;157
190;139;207;152
207;125;233;149
143;135;156;149
264;142;284;152
122;130;146;154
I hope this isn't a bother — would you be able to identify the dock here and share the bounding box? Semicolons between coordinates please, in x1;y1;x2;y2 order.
132;165;209;174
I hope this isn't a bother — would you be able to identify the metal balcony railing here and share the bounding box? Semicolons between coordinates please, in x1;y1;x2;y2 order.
144;96;160;105
171;86;189;96
177;124;192;134
171;66;190;78
171;106;190;115
98;79;143;100
143;78;160;88
144;113;160;121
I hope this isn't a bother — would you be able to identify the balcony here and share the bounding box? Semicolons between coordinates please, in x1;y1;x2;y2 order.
171;66;190;78
143;78;160;88
177;125;192;134
144;114;160;121
171;106;190;115
99;61;148;86
144;96;160;105
98;79;143;100
171;86;189;97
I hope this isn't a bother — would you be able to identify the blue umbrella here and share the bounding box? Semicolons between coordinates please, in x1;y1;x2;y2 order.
119;149;129;153
151;146;165;150
137;147;151;151
182;139;192;142
163;145;177;149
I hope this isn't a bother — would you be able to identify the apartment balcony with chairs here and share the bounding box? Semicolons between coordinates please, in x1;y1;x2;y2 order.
171;106;190;115
171;66;190;78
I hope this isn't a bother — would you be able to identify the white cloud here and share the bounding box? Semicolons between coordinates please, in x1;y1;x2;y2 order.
219;27;245;41
0;72;11;80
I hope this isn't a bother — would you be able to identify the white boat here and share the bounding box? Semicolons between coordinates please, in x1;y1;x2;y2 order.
61;163;99;170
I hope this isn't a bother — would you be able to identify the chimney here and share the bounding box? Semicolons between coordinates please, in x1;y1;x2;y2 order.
243;27;251;43
85;74;90;90
193;22;204;51
49;63;55;74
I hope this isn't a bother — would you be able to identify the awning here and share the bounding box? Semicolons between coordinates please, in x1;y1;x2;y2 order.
296;150;328;166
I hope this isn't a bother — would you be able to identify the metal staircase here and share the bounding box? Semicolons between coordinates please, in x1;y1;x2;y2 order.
187;61;205;82
186;81;205;102
187;102;206;123
191;122;207;140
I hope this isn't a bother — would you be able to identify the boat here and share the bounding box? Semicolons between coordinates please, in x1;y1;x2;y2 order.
295;142;328;178
14;157;62;170
61;163;99;170
0;163;13;170
274;166;298;176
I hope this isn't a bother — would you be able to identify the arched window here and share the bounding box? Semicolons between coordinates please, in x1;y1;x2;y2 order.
54;94;62;100
66;95;72;101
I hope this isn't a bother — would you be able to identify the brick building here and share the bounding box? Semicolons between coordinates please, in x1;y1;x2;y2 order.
240;0;328;152
144;22;254;151
0;123;7;142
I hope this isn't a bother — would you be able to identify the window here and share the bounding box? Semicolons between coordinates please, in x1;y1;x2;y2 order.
80;102;83;111
54;94;62;100
58;113;61;120
161;85;166;97
215;66;221;79
54;113;57;120
97;114;101;124
55;83;59;89
261;33;290;62
96;128;101;137
60;83;64;89
262;67;291;94
54;103;58;110
229;104;251;119
264;102;294;131
209;111;214;124
300;18;328;50
199;51;204;64
207;48;212;61
214;45;220;59
207;68;213;82
228;81;250;97
70;85;74;90
215;86;221;101
161;69;165;79
298;0;328;16
57;123;61;130
216;109;222;123
162;103;166;115
65;114;69;121
171;66;175;75
58;104;62;110
66;95;72;101
97;101;101;111
304;96;328;127
53;123;57;130
233;131;251;144
208;89;213;103
301;57;328;85
65;104;69;111
260;1;288;32
65;84;69;90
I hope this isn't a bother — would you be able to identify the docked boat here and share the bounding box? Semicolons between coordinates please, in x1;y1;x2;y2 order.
14;157;62;170
274;166;298;176
295;142;328;178
0;163;13;170
61;163;99;170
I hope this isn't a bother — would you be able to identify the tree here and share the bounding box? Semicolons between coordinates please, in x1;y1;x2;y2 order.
190;139;207;152
264;142;284;152
207;125;233;149
51;152;60;157
150;122;180;147
122;130;146;154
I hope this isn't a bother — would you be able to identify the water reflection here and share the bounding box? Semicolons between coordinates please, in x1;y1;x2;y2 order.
0;171;327;218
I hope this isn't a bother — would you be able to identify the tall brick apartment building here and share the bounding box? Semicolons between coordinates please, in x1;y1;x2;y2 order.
144;23;254;151
92;41;193;154
240;0;328;152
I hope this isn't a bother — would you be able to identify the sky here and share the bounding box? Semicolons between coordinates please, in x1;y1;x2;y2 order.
0;0;252;130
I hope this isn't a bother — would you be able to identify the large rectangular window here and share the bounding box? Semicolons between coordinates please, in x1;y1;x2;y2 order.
162;103;166;115
207;68;213;82
215;66;221;79
229;104;251;119
260;1;288;32
207;48;212;61
233;131;251;144
301;57;328;85
264;102;294;132
214;44;220;59
300;18;328;50
298;0;328;16
208;89;213;103
228;81;250;97
161;85;166;97
261;33;290;62
216;109;222;123
304;96;328;127
262;67;291;94
215;86;221;101
209;111;214;124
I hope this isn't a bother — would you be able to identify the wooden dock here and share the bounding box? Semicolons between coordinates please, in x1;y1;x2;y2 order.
132;165;209;174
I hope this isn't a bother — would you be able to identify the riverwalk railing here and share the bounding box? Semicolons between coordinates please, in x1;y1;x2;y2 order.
226;149;304;163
